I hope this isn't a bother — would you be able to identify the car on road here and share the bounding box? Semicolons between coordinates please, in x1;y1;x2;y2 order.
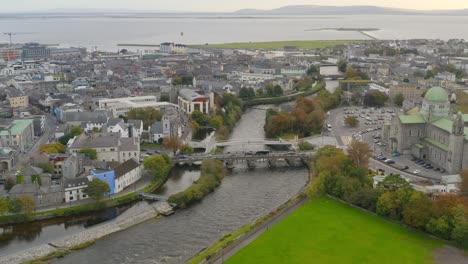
392;153;400;157
177;155;188;159
413;169;421;174
384;159;395;164
401;166;409;171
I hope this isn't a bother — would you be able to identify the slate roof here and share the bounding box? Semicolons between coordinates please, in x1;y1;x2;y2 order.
398;114;426;124
64;177;89;189
150;122;163;134
114;159;140;179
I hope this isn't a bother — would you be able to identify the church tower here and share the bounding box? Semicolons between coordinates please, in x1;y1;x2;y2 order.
447;112;465;174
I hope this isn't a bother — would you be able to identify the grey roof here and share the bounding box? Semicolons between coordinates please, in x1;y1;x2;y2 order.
62;111;109;123
107;118;124;127
114;159;140;179
127;120;143;128
179;88;205;102
119;138;139;151
9;183;41;195
22;166;43;177
150;122;163;134
69;133;119;149
64;177;89;189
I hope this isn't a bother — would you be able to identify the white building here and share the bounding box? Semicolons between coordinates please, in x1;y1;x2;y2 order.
98;96;180;117
64;177;89;203
177;89;214;115
114;159;142;194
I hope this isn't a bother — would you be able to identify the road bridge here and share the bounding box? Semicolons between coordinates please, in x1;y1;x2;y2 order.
216;139;295;148
172;151;315;166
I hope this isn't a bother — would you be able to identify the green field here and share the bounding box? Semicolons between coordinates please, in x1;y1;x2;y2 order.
227;197;444;264
199;40;362;50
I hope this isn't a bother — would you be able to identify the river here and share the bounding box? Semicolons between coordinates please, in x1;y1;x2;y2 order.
53;108;308;264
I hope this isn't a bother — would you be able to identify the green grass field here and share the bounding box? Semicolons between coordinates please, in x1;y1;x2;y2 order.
227;197;444;264
199;40;362;50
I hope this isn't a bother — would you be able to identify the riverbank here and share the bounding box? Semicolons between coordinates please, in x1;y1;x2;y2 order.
198;40;363;50
0;202;166;264
0;168;168;225
185;160;314;263
243;82;324;107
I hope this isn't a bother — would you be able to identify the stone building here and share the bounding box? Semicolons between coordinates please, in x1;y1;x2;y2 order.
383;86;468;174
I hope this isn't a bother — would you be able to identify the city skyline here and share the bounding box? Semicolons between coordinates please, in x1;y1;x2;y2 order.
2;0;468;13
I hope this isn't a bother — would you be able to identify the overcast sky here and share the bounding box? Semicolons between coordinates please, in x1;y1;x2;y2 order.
2;0;468;12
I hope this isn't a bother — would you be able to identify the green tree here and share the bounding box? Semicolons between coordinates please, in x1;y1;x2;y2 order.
5;177;15;191
91;127;102;133
393;92;405;107
16;173;25;184
70;126;84;137
348;188;382;211
344;116;359;127
273;85;283;97
0;197;9;215
143;155;171;180
9;197;22;214
298;141;314;151
84;178;111;200
31;175;42;186
160;94;170;102
191;110;208;126
376;188;413;220
363;91;388;107
450;204;468;247
378;174;410;191
36;163;54;174
460;169;468;197
79;148;97;160
402;191;433;229
18;195;36;214
127;107;162;128
39;142;65;154
239;87;255;99
337;59;348;73
180;144;194;155
210;115;224;129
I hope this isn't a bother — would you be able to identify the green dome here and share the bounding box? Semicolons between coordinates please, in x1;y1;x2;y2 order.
424;86;448;103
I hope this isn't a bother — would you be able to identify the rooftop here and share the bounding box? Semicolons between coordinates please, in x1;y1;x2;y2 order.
424;86;448;103
398;114;426;124
114;158;140;179
0;119;33;136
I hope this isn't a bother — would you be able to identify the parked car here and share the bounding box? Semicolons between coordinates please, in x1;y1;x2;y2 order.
392;153;400;157
413;170;421;174
401;166;409;171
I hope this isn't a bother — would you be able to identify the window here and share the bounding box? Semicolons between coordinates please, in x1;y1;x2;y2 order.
69;191;72;194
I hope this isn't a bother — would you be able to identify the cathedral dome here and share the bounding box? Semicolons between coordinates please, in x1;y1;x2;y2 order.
424;86;449;103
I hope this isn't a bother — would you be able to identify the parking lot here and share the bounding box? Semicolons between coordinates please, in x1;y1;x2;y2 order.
327;106;444;180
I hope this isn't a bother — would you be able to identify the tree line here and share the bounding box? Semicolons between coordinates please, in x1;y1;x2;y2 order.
308;144;468;248
264;89;341;138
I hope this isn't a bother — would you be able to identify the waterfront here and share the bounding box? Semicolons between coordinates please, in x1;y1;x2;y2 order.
54;108;309;264
2;15;468;50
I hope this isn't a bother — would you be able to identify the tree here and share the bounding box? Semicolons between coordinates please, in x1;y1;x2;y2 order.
31;175;42;186
70;126;84;137
393;92;405;107
84;178;111;200
180;144;194;155
377;188;413;221
39;142;65;154
347;141;372;168
460;169;468;197
36;163;54;174
0;197;9;215
144;155;171;180
402;191;433;229
91;127;102;133
163;136;182;155
378;174;410;191
9;197;22;214
18;195;36;214
239;87;255;99
348;188;381;211
79;148;97;160
127;107;162;128
191;110;208;126
337;59;348;73
273;85;283;97
298;141;314;151
160;94;170;102
5;177;15;191
210;115;224;129
16;173;25;184
344;116;359;127
363;91;388;107
307;64;319;77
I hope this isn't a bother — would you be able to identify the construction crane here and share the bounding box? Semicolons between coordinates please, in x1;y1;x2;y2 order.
3;32;17;46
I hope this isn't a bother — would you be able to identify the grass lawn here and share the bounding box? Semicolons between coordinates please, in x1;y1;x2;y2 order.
199;40;362;50
227;197;444;264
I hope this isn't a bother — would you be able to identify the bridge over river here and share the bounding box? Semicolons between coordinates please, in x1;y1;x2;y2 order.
172;151;315;168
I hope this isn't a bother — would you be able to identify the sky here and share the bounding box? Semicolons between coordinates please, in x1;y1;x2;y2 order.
2;0;468;12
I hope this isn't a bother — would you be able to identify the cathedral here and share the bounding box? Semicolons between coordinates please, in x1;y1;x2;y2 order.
383;86;468;174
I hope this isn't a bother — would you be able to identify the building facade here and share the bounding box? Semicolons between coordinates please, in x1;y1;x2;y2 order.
383;86;468;174
8;95;29;108
177;88;214;114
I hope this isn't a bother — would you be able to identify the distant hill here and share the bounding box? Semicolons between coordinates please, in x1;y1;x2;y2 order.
235;5;468;16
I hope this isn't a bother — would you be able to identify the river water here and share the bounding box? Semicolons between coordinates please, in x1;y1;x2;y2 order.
54;108;308;264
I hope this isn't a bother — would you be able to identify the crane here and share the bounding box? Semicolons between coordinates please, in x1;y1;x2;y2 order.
3;32;17;46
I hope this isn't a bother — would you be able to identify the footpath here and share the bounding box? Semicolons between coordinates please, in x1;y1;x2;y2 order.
0;201;167;264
